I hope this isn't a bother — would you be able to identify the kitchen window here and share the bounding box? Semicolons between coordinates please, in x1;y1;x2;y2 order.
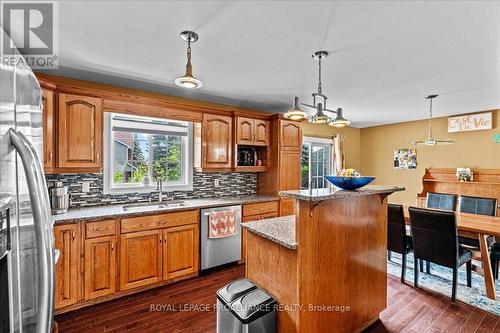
103;113;193;194
301;137;334;189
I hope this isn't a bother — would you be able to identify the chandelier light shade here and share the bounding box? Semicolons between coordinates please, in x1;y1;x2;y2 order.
175;31;203;89
329;108;351;127
411;94;454;146
308;103;330;124
284;97;307;121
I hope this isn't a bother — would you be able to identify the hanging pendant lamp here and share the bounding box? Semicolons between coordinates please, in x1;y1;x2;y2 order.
284;96;306;121
175;31;203;89
411;94;453;146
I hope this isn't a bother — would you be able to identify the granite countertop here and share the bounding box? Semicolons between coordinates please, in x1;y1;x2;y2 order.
242;215;296;250
51;195;279;224
280;185;405;202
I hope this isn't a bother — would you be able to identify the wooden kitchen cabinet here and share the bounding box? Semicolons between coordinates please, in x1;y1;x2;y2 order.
235;117;270;146
119;230;162;291
163;224;199;280
57;93;103;170
280;120;302;150
279;150;301;191
84;235;117;300
236;117;254;145
195;113;233;171
54;224;80;309
41;89;55;172
254;119;270;146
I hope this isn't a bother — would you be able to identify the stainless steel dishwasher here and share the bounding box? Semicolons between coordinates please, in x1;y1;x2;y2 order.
201;205;242;270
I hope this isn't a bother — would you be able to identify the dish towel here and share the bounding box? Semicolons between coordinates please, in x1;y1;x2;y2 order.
209;210;237;238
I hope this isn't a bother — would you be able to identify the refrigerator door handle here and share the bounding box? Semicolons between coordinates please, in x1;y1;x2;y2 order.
8;128;55;333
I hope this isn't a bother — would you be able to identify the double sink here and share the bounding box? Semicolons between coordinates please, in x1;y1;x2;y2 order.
122;201;191;213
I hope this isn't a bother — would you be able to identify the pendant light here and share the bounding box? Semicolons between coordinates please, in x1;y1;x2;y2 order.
175;31;203;89
291;51;351;126
284;97;307;121
329;107;351;127
411;94;454;146
309;103;329;123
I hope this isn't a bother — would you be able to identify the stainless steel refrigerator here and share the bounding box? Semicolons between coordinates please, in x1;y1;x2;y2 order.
0;31;55;333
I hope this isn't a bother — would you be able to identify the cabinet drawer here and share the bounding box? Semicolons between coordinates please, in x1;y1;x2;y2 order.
243;201;278;217
86;220;116;238
121;210;199;233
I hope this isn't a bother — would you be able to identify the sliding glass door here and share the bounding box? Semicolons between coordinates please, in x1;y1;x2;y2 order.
301;138;334;189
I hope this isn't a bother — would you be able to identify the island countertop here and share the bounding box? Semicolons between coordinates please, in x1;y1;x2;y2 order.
280;184;404;201
242;215;296;250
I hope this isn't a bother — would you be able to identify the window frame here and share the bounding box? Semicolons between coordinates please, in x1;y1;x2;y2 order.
302;136;335;190
103;112;193;194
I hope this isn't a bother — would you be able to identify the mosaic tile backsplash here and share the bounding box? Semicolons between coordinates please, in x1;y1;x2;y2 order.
46;172;257;208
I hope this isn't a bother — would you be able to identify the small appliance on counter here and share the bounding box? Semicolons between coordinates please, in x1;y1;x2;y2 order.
49;181;70;214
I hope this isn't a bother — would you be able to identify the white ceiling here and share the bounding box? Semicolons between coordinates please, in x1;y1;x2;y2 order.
43;0;500;127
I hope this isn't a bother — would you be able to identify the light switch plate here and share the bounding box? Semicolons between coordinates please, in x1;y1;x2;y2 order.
214;179;220;187
81;181;91;193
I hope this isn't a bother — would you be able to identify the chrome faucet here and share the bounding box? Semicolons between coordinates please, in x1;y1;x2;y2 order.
156;179;163;203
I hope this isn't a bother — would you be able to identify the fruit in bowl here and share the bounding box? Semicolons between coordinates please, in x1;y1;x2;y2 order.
337;168;360;177
324;169;375;190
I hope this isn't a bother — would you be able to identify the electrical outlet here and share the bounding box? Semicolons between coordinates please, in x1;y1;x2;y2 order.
214;179;220;187
81;181;91;193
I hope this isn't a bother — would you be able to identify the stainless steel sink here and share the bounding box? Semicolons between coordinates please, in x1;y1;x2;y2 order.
123;201;191;212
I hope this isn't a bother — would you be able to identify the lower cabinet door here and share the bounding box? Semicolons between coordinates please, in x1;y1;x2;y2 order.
163;224;199;280
54;224;80;309
120;230;162;291
84;236;117;300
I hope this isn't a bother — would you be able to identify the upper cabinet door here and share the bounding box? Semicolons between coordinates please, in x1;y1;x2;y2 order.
281;120;302;150
254;119;270;146
57;93;103;169
42;89;55;171
236;117;254;145
202;114;233;169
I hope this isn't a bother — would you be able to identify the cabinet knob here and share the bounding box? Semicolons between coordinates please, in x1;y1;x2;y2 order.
96;152;100;162
72;231;75;240
111;242;114;251
49;151;53;162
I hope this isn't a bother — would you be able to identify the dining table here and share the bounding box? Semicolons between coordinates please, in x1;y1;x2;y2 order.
403;205;500;300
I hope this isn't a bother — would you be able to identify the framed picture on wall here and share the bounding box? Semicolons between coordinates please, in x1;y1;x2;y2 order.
393;148;417;169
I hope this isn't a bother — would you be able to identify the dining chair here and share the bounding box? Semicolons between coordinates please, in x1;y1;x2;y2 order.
426;192;458;211
387;204;413;283
490;243;500;280
422;192;459;273
409;207;472;301
458;195;497;249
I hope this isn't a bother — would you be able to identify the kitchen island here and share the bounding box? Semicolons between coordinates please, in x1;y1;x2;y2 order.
242;185;404;333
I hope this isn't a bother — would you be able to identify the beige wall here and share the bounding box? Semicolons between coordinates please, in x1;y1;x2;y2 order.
360;110;500;206
301;122;361;171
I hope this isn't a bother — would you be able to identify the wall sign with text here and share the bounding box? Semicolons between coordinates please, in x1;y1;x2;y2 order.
448;112;493;133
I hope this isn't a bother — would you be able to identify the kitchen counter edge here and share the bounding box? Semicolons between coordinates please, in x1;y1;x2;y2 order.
51;195;279;225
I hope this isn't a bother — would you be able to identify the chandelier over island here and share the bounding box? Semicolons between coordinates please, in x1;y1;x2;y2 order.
284;51;351;127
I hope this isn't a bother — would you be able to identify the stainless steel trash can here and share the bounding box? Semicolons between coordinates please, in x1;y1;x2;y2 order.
216;279;277;333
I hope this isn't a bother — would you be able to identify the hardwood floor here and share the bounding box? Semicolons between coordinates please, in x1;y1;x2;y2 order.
56;264;499;333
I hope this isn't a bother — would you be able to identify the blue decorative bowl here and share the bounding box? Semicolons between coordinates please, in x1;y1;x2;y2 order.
324;176;376;190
